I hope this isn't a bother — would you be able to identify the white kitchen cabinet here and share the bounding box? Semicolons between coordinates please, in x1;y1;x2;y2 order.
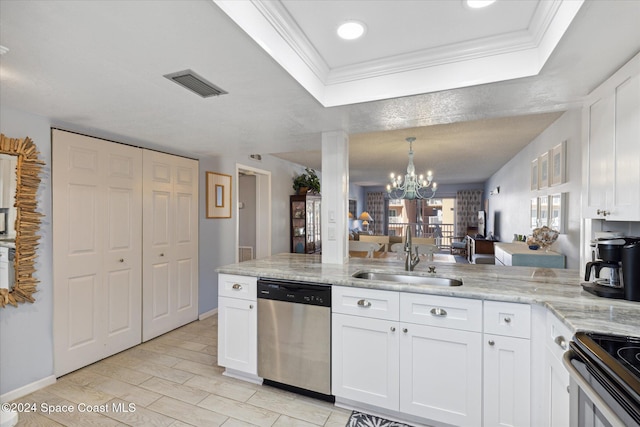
483;301;532;427
484;334;531;427
332;312;399;410
583;54;640;220
217;274;258;378
543;311;572;427
400;323;482;426
332;286;483;426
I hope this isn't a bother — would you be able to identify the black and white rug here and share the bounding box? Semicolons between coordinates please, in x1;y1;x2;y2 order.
346;411;415;427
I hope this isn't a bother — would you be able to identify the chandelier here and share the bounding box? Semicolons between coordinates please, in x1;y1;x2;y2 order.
386;137;437;200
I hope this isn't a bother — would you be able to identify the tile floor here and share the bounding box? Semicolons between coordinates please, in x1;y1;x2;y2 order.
10;314;352;427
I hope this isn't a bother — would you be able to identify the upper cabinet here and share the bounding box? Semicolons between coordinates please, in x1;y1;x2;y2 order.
582;53;640;220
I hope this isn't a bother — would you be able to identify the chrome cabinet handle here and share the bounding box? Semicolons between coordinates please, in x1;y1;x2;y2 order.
390;326;396;332
488;340;495;346
232;283;242;290
504;317;511;323
597;209;609;216
430;307;447;317
118;258;124;263
554;335;567;350
249;304;254;309
402;328;408;333
357;299;372;308
159;253;165;257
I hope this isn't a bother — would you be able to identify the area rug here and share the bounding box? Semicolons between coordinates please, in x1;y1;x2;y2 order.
346;410;416;427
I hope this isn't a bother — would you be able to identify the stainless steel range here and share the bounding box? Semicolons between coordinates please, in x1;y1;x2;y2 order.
564;332;640;426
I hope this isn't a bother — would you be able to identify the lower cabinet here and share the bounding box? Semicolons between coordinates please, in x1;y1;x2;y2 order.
544;310;572;427
332;313;399;410
483;301;532;427
400;323;482;426
332;287;483;427
483;334;531;427
217;274;258;376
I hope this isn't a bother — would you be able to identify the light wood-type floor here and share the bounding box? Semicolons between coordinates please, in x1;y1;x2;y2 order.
11;314;351;427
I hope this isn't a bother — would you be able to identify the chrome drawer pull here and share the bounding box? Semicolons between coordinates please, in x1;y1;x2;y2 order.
357;299;372;308
430;307;447;317
390;326;396;332
488;340;495;346
504;317;511;323
232;283;243;290
554;335;567;350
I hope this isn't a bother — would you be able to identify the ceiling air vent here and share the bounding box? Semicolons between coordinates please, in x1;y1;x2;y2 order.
164;69;227;98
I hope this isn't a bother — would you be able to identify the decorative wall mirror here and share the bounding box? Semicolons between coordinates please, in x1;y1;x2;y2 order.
0;134;44;308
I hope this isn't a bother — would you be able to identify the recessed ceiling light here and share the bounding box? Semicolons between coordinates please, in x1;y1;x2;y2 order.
337;21;366;40
466;0;497;9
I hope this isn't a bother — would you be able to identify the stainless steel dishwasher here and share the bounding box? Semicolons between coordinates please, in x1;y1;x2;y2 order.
257;278;332;400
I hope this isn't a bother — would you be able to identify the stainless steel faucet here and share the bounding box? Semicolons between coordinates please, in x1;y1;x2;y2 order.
404;226;420;271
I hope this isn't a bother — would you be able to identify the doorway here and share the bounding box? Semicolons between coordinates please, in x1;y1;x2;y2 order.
236;164;271;262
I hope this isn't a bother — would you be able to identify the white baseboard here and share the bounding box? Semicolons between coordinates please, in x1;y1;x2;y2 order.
1;375;56;402
198;308;218;320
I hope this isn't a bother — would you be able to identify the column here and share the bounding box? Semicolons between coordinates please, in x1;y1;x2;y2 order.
321;131;349;264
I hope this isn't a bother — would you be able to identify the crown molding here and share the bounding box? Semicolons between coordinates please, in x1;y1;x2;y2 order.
213;0;584;107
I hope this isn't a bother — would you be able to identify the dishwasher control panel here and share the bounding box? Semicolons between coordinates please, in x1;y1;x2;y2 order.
257;279;331;307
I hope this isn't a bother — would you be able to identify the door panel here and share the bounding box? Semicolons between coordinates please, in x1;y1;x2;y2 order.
151;263;170;318
67;274;98;348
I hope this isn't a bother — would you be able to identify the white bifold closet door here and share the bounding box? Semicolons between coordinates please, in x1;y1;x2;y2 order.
53;130;143;376
142;150;198;341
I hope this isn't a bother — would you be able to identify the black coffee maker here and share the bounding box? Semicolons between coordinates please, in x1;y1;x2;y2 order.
582;237;640;299
621;241;640;302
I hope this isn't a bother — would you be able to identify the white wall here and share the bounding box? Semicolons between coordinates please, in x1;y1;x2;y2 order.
484;109;583;270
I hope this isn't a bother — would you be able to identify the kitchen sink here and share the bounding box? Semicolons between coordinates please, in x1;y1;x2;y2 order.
352;271;462;286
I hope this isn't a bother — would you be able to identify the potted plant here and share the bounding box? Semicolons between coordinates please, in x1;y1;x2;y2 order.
293;167;320;195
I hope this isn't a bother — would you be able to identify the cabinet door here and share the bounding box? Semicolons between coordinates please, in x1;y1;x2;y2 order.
142;151;199;341
583;94;614;218
218;296;257;375
611;74;640;220
332;313;399;410
400;323;482;426
546;348;570;427
483;334;531;427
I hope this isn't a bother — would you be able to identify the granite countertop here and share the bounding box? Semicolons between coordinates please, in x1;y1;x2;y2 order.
217;253;640;338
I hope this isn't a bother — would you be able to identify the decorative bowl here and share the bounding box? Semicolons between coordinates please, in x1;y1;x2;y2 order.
528;226;559;250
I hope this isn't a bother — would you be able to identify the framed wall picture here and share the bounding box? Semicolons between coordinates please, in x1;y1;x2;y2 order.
538;151;549;189
530;158;539;191
349;199;357;219
206;171;232;218
530;198;538;229
550;141;566;186
538;195;549;227
549;193;565;233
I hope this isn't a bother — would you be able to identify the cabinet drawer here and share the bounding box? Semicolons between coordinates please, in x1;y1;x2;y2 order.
484;301;531;338
545;310;573;361
332;286;399;320
400;293;482;332
218;274;257;300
